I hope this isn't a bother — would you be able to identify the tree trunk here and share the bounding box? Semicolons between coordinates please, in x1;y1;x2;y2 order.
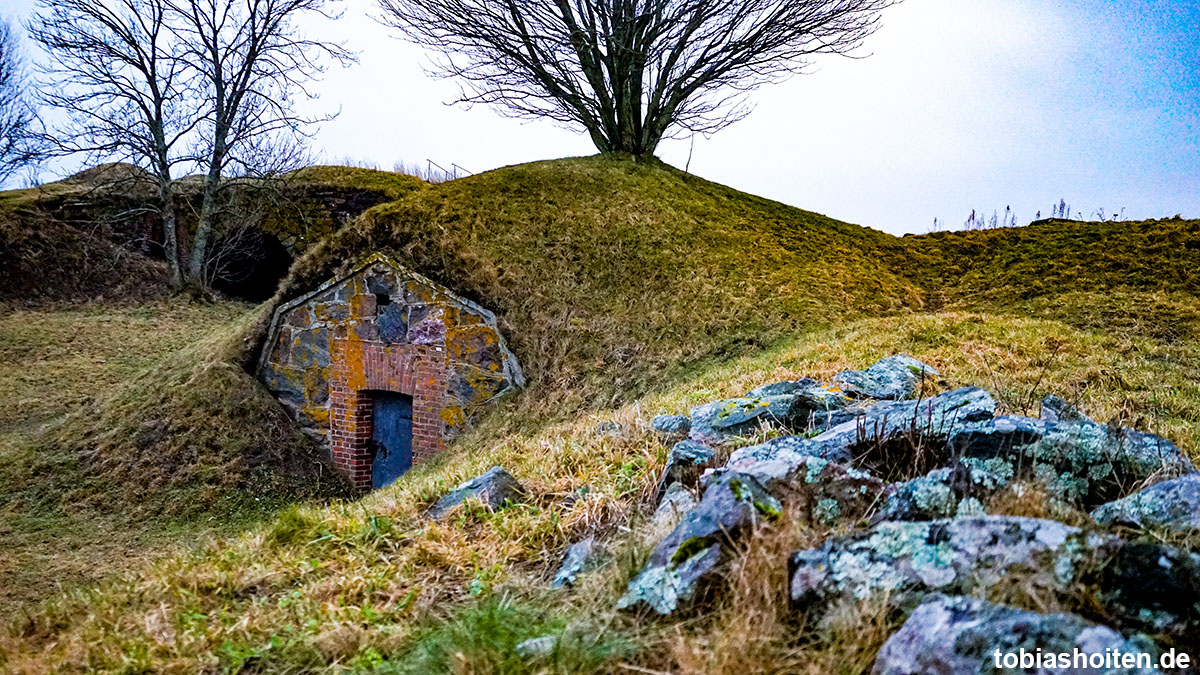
159;177;182;288
189;140;225;285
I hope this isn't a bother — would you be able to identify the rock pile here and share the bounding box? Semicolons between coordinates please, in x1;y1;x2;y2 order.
624;355;1199;666
437;356;1199;669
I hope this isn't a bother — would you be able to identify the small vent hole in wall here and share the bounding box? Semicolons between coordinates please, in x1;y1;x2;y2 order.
375;293;392;309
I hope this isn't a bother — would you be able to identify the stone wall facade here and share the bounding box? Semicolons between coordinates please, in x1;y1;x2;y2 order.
258;253;523;491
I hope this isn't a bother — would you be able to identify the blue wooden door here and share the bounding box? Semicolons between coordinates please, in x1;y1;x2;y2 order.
371;392;413;488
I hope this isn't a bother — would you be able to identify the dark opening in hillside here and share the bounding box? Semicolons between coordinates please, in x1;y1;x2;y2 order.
208;228;293;301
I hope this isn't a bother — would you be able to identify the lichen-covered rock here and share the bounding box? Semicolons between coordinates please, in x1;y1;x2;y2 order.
729;387;994;468
688;395;796;443
723;437;823;485
718;448;882;524
795;458;884;525
874;464;1003;523
789;517;1084;611
1091;474;1200;532
1041;394;1092;424
872;595;1161;675
428;465;525;518
653;481;698;529
619;472;780;614
655;440;716;501
651;414;691;436
725;441;874;487
949;416;1195;506
747;378;818;397
1079;540;1200;638
789;516;1200;639
551;536;602;588
787;385;856;431
834;355;939;400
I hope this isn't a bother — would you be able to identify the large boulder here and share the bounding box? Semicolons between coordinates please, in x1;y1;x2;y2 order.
1091;474;1200;532
834;355;939;400
949;416;1195;507
789;516;1200;639
428;466;525;519
872;595;1161;675
618;472;780;614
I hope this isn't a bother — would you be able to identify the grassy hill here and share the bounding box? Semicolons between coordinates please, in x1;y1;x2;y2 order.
1;155;1199;673
910;216;1200;302
277;155;931;404
0;164;426;304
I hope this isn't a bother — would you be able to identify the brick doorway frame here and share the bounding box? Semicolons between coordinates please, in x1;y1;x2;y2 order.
329;339;448;492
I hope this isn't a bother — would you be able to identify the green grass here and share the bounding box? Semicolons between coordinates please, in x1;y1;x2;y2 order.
2;155;1199;672
908;217;1200;301
0;301;284;610
279;155;928;410
3;302;1198;673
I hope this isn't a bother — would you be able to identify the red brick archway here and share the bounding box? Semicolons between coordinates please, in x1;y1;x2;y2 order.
329;339;448;492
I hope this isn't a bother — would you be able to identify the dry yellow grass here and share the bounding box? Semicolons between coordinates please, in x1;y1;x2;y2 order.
3;304;1198;673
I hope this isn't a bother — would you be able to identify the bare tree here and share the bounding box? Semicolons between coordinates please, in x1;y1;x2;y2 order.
379;0;898;156
171;0;352;283
0;16;42;186
29;0;196;286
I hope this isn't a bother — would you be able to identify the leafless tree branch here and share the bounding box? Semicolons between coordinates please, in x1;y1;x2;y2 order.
379;0;899;155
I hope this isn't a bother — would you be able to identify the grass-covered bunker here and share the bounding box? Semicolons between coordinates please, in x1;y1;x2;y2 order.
257;253;523;491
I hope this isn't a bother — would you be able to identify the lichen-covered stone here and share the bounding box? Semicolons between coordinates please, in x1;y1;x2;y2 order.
746;378;818;397
688;394;796;443
718;448;882;524
872;595;1161;675
653;481;698;530
949;416;1195;506
724;441;875;488
651;414;690;436
787;385;856;431
1080;540;1200;638
789;516;1200;638
723;436;821;485
1091;474;1200;532
789;516;1084;611
834;355;939;400
731;387;995;468
617;545;721;615
874;464;1004;523
428;466;525;519
619;472;780;614
1041;394;1092;424
655;440;716;501
551;536;602;588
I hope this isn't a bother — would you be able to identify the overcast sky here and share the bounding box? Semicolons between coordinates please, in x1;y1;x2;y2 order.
5;0;1198;234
